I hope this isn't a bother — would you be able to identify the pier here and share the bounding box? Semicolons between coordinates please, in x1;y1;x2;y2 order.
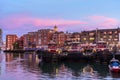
36;50;120;63
3;49;120;64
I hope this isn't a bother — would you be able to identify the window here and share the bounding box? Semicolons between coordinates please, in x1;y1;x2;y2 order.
109;36;112;38
114;39;118;41
89;33;94;36
103;36;106;38
109;31;112;34
104;32;106;34
89;38;94;40
83;38;86;40
114;31;117;34
115;35;118;37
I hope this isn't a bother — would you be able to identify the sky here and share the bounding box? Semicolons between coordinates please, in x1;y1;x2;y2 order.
0;0;120;41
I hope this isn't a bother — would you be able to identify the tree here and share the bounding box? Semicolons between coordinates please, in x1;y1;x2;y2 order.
13;42;19;50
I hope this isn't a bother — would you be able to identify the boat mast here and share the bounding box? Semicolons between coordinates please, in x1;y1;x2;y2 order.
96;28;98;44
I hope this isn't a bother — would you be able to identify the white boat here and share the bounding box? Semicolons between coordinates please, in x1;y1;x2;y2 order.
108;58;120;73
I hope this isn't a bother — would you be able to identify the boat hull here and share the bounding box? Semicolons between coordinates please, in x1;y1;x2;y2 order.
109;65;120;73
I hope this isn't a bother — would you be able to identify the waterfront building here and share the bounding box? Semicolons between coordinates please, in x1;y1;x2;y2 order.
18;36;24;49
80;30;96;44
20;26;120;50
71;32;80;42
14;36;24;49
65;32;72;41
80;28;120;46
6;34;18;50
23;34;29;49
37;29;54;49
64;32;80;46
23;32;37;49
52;31;66;47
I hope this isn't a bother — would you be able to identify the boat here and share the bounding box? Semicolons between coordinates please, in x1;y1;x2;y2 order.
81;64;98;78
83;64;94;74
108;58;120;73
96;41;108;51
47;42;62;54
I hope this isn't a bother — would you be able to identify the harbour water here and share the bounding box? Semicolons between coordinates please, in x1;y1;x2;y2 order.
0;51;120;80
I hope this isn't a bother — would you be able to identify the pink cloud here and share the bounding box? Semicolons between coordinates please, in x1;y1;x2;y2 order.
83;15;119;30
0;14;119;33
0;14;85;30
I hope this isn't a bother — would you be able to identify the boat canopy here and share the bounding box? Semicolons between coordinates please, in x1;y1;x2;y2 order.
110;61;120;66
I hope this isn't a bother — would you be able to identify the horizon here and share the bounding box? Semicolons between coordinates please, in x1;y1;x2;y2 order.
0;0;120;41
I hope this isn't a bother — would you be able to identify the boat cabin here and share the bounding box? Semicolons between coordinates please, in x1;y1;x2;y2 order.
110;59;120;67
96;41;107;51
48;42;58;53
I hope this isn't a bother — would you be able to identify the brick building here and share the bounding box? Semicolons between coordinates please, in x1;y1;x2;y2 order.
6;34;18;50
80;28;120;45
37;29;54;48
52;31;66;47
23;32;37;49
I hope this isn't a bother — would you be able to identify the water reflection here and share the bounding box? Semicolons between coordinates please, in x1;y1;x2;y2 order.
38;62;108;79
5;53;40;73
110;72;120;78
0;52;120;80
82;64;94;74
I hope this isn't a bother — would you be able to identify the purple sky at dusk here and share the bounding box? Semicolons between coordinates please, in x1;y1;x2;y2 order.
0;0;120;41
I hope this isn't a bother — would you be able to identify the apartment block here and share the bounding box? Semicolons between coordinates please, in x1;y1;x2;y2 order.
80;28;120;45
52;31;66;47
23;32;37;49
6;34;18;50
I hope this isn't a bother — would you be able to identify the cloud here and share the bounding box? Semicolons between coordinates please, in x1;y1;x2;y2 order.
81;15;119;30
89;16;118;28
0;14;85;30
0;14;119;37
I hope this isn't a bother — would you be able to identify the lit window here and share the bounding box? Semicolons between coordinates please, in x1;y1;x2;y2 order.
103;36;106;38
114;39;118;41
100;38;103;41
104;32;106;34
89;33;94;36
115;31;117;34
109;36;112;38
89;38;94;40
115;35;118;37
83;38;86;40
109;31;112;34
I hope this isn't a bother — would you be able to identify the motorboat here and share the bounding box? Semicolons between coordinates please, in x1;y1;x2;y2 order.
81;65;98;78
83;64;94;74
108;58;120;73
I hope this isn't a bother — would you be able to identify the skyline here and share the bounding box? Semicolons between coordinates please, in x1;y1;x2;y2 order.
0;0;120;41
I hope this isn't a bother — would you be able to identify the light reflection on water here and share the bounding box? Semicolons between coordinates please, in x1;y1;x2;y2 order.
0;51;120;80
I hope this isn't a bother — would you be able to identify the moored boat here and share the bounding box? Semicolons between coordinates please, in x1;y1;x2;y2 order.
47;42;62;54
108;58;120;73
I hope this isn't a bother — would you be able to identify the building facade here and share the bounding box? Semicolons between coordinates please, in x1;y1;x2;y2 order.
37;29;54;48
6;34;18;50
17;27;120;49
52;31;66;47
23;32;37;49
80;28;120;45
15;36;24;49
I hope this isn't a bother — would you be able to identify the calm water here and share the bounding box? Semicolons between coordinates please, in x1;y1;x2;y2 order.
0;51;120;80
